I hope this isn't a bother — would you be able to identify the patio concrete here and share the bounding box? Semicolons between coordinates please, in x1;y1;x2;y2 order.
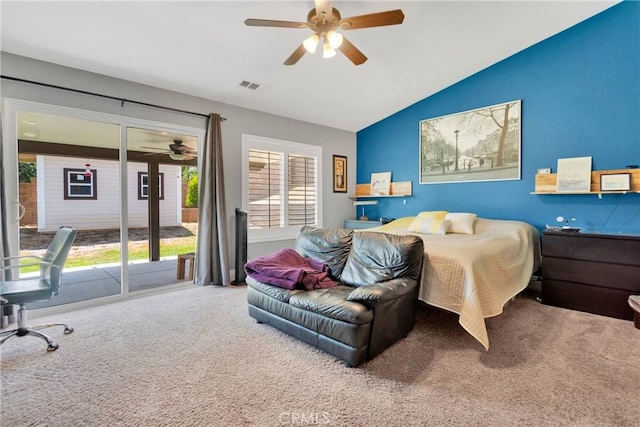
27;257;187;310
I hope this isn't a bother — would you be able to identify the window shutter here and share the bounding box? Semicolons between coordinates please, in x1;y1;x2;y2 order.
288;154;317;226
248;149;283;229
243;134;322;242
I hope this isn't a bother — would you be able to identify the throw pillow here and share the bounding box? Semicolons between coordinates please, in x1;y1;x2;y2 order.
414;210;448;220
445;212;477;234
408;217;452;235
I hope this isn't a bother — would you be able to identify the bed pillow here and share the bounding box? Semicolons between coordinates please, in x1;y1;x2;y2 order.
445;213;477;234
414;210;448;220
371;216;415;232
386;216;416;228
408;217;451;235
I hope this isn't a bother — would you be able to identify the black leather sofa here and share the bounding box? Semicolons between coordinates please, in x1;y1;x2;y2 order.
246;226;424;367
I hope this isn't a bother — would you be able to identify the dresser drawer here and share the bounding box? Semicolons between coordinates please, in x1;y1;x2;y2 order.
541;279;635;320
541;231;640;321
542;232;640;265
542;257;640;292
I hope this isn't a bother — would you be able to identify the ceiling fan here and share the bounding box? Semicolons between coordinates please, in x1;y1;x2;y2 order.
244;0;404;66
142;140;197;161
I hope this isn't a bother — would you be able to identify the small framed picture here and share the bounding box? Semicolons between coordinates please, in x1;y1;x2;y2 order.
333;155;347;193
556;156;592;192
600;173;631;191
370;172;391;195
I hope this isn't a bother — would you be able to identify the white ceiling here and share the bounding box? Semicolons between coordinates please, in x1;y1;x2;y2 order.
1;1;618;132
17;110;199;152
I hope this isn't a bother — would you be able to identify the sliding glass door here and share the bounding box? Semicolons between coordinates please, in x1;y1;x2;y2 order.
125;127;198;292
14;110;123;308
2;100;204;312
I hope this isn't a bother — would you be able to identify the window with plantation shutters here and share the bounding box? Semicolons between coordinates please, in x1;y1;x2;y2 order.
248;149;283;229
288;154;317;226
242;134;322;242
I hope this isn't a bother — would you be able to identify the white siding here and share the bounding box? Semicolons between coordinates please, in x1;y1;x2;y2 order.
127;162;181;228
38;155;181;231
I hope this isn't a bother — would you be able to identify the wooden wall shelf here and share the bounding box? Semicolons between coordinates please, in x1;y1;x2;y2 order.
349;181;412;200
532;168;640;198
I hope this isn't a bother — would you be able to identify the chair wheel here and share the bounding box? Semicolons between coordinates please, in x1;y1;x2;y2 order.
47;343;59;351
64;327;74;334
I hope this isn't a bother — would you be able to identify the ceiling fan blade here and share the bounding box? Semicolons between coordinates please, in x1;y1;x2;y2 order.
337;37;367;66
244;18;308;29
284;44;307;66
339;9;405;30
314;0;332;17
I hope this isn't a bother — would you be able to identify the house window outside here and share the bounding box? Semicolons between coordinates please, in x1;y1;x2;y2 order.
64;168;97;200
242;134;322;242
138;172;165;200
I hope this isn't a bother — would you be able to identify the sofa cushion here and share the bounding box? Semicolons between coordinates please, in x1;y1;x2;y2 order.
289;286;374;325
340;232;424;287
294;226;353;279
246;275;303;303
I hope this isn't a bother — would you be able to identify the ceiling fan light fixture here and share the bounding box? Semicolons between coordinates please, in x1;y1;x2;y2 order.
322;39;336;58
303;33;320;53
326;30;343;49
169;153;186;161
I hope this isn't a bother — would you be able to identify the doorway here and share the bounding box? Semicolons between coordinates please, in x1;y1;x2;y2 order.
3;99;204;312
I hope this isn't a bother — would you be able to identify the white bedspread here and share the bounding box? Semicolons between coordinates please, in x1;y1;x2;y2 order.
366;218;541;350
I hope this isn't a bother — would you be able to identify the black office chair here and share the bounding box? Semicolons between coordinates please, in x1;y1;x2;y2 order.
1;226;78;351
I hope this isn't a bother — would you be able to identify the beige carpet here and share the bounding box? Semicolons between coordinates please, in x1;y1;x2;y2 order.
1;284;638;426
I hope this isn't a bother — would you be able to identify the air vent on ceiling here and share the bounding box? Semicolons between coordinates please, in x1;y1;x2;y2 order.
239;80;262;90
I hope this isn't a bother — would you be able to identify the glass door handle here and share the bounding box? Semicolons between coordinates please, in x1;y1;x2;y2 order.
14;200;25;222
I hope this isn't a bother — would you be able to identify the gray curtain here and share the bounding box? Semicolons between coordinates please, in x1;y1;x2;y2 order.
194;113;230;286
0;103;17;328
0;103;11;281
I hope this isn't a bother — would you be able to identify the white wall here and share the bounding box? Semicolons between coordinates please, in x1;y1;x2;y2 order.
36;155;181;231
1;52;356;260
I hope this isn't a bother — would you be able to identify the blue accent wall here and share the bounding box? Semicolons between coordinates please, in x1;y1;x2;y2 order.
356;2;640;235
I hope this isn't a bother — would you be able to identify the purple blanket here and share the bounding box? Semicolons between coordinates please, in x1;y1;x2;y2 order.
244;248;338;290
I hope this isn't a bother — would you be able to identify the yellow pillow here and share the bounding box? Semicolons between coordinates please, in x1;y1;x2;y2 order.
386;216;415;227
414;210;448;220
408;217;452;235
374;216;415;231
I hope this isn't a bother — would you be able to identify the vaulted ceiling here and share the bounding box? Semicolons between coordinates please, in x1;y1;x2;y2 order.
1;1;618;132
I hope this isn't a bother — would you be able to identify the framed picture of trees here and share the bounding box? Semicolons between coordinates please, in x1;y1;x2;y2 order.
419;100;521;184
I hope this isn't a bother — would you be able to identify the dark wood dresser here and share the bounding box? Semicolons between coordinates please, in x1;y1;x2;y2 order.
541;230;640;320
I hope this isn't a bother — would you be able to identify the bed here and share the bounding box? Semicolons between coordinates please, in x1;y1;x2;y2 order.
364;215;541;350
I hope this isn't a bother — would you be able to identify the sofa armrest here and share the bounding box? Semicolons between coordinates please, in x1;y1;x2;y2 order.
347;277;418;306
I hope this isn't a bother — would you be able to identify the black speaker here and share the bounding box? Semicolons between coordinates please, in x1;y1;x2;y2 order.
232;208;248;285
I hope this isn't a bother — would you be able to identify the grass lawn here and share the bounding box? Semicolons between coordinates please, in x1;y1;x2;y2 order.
20;237;196;274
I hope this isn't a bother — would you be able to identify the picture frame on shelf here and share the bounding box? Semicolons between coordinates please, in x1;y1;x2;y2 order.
370;172;391;195
600;173;631;191
333;155;347;193
556;156;592;192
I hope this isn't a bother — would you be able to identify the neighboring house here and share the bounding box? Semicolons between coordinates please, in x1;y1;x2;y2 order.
34;155;182;232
